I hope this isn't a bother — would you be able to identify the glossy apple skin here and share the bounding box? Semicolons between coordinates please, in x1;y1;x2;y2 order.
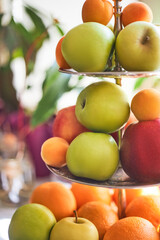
53;105;89;143
9;203;56;240
50;217;99;240
62;22;115;72
75;81;130;133
120;119;160;182
116;21;160;71
66;132;119;181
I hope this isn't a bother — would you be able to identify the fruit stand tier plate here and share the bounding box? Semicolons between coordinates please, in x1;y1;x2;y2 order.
46;165;160;189
59;68;160;78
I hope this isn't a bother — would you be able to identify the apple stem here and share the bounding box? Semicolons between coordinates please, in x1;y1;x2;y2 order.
141;35;150;45
73;210;78;223
81;99;86;109
115;78;122;86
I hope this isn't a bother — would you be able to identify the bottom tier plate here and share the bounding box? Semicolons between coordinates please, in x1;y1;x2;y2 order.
46;165;160;189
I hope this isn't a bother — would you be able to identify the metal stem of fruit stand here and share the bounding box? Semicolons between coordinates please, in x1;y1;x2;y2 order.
113;0;126;219
113;0;122;72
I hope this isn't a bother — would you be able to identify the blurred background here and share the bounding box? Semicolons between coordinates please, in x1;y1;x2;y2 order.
0;0;160;239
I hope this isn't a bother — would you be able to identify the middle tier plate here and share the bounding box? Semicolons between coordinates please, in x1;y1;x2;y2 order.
46;165;160;189
59;68;160;78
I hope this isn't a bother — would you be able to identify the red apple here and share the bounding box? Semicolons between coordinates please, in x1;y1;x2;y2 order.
120;119;160;182
53;105;89;143
111;131;119;145
106;113;137;146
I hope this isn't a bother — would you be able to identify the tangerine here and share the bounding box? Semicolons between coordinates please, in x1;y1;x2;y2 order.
78;201;118;240
55;36;70;69
103;216;159;240
71;182;112;209
41;137;69;168
131;88;160;121
122;2;153;27
30;182;77;221
125;195;160;228
82;0;113;26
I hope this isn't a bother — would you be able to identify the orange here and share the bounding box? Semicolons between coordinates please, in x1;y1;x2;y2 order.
131;88;160;121
30;182;77;221
125;195;160;228
82;0;113;26
55;36;70;69
71;182;112;209
78;201;118;240
113;187;160;207
113;188;144;207
122;2;153;27
103;216;159;240
41;137;69;168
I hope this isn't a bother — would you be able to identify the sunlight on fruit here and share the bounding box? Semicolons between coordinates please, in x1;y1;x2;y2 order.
157;224;160;233
141;187;160;196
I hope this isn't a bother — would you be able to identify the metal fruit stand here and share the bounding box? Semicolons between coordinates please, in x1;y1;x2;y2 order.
47;0;160;219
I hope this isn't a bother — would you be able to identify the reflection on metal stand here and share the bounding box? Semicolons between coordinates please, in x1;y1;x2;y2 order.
118;188;126;219
113;0;126;219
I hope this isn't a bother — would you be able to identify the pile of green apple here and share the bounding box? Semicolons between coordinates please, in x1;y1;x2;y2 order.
53;80;130;181
8;203;99;240
61;20;160;72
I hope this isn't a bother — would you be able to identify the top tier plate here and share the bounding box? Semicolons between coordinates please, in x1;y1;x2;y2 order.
59;68;160;78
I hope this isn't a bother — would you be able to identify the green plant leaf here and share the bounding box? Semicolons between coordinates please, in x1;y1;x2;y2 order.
54;23;64;36
12;48;24;59
78;75;84;81
0;66;19;111
0;14;3;28
9;15;48;74
134;77;148;90
25;5;48;38
31;64;71;127
2;24;23;56
24;4;40;16
10;18;33;44
42;62;60;91
27;85;32;90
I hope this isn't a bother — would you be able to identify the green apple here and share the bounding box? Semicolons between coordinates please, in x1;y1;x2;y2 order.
61;22;115;72
116;21;160;71
50;216;99;240
66;132;119;181
75;81;130;133
8;203;56;240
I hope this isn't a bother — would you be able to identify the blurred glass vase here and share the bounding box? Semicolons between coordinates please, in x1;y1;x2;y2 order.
0;132;35;206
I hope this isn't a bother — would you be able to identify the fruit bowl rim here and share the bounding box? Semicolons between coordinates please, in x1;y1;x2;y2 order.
59;68;160;78
46;165;160;189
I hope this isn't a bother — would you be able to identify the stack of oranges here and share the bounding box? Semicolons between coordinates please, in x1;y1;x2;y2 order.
30;181;160;240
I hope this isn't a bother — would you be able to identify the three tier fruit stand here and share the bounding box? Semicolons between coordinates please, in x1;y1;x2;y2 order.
47;0;160;219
